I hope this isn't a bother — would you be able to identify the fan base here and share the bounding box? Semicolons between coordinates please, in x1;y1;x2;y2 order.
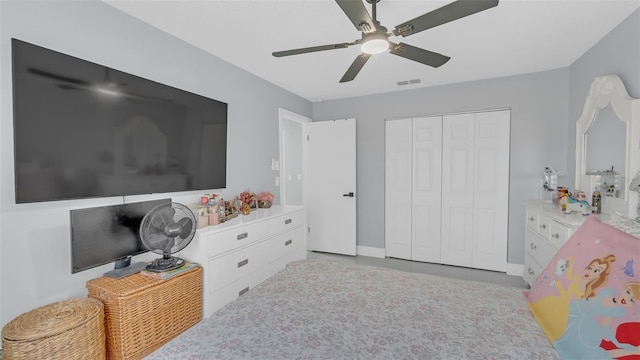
145;256;186;273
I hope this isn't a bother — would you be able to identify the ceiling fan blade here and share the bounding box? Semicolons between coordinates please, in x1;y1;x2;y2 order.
340;53;371;83
389;42;450;68
273;42;355;57
335;0;377;33
393;0;499;37
28;67;90;86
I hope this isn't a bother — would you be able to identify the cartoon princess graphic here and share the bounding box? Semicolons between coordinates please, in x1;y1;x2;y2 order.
553;284;640;359
529;254;616;343
599;282;640;359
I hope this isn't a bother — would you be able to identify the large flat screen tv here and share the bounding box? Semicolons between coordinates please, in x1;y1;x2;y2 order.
11;39;227;204
70;198;171;274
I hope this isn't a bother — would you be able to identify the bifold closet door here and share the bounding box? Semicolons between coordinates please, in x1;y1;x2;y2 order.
385;119;412;259
440;110;510;271
411;117;442;263
385;116;442;261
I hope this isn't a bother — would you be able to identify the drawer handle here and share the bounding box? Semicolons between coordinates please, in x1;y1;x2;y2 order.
237;232;248;240
239;287;249;296
552;234;560;239
284;218;292;225
528;217;534;221
539;224;547;229
237;259;249;268
530;242;537;250
285;239;292;246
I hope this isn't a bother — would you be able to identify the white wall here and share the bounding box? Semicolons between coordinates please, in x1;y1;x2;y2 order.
0;0;311;327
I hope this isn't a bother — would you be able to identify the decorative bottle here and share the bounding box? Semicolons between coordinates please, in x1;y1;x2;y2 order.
592;191;601;214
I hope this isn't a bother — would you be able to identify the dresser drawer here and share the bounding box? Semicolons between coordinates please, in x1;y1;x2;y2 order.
525;229;557;269
525;207;538;231
209;266;274;314
275;210;305;233
536;213;552;240
207;220;272;257
266;226;305;263
208;238;272;291
523;253;543;286
548;220;571;248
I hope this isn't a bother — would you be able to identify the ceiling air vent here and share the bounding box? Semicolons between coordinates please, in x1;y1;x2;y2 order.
397;79;422;86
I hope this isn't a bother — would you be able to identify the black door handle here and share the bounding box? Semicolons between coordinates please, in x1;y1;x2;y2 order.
343;192;354;197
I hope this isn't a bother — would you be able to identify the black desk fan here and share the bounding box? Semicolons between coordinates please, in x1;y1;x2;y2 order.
139;202;196;272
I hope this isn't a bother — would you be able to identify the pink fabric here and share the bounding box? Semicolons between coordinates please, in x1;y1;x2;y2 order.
525;215;640;359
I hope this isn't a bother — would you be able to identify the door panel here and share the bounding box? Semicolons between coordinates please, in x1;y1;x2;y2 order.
307;119;357;255
472;110;510;271
441;113;474;267
411;116;442;262
385;119;412;259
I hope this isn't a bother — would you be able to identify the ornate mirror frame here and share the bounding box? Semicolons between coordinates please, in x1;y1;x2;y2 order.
575;75;640;217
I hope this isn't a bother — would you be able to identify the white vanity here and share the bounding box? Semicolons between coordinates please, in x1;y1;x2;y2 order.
523;75;640;286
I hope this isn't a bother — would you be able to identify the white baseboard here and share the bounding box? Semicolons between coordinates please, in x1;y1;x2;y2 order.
357;246;524;277
356;246;385;258
506;263;524;277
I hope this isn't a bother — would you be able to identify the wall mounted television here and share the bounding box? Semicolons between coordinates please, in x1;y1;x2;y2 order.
70;198;171;274
11;38;228;204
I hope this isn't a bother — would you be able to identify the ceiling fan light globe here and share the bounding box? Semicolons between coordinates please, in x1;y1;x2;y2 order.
361;39;388;54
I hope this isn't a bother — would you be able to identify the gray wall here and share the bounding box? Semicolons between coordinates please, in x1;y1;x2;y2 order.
567;9;640;187
0;0;311;327
312;8;640;266
313;69;570;264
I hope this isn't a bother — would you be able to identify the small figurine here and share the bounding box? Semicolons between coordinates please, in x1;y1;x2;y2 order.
560;194;591;216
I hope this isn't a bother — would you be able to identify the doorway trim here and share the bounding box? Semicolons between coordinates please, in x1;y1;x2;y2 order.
278;108;311;207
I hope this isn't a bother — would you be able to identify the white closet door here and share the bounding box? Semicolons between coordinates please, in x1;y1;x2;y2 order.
472;110;510;271
412;116;442;262
385;119;412;259
441;113;475;267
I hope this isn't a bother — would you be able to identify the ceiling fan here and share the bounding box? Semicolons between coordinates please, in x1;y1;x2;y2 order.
273;0;499;83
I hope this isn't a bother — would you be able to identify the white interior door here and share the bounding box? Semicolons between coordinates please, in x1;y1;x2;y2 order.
307;119;357;255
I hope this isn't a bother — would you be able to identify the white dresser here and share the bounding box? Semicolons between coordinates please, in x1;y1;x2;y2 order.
179;205;306;317
523;201;588;286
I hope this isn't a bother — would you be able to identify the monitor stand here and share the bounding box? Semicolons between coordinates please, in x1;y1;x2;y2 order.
104;257;148;279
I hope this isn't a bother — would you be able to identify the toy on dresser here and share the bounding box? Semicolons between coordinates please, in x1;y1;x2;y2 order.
559;193;591;215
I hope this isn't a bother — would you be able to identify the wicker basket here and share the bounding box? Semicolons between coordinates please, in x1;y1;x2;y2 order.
86;266;202;360
2;298;106;360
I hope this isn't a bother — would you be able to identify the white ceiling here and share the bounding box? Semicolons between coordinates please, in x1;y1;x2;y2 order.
104;0;640;102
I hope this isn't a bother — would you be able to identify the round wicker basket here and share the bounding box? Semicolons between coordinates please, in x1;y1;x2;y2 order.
2;298;106;360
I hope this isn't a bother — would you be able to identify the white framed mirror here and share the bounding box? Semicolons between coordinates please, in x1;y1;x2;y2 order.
575;75;640;218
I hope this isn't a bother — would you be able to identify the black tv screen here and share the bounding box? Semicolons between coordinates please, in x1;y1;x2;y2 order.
70;198;171;274
11;39;227;203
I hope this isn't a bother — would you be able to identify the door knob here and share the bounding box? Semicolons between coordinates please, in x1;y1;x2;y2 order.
343;192;354;197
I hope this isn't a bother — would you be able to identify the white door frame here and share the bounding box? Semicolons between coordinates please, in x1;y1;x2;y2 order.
278;108;311;208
